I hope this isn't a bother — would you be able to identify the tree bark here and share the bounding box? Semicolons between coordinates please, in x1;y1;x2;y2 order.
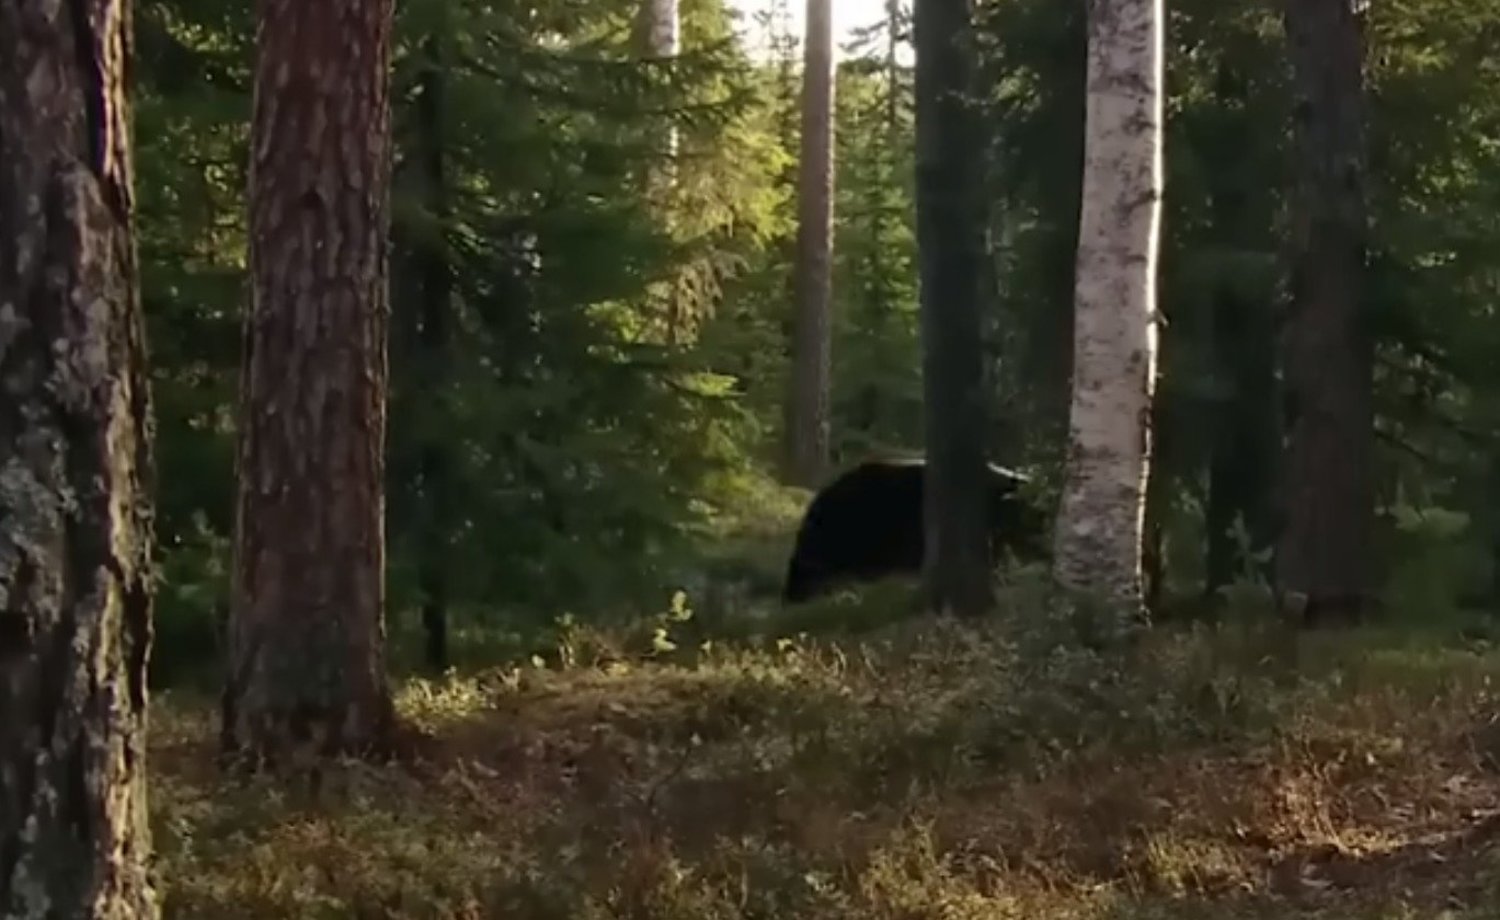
1276;0;1373;626
0;0;160;915
1052;0;1164;622
914;0;993;617
224;0;396;764
636;0;680;59
787;0;835;487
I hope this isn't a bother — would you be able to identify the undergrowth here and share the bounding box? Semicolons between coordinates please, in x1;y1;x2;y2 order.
148;594;1500;918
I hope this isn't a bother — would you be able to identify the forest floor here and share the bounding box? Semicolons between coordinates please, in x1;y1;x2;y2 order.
148;598;1500;919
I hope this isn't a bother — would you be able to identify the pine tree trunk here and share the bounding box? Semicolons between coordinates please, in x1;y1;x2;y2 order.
224;0;397;764
915;0;993;617
1275;0;1372;626
788;0;835;487
0;1;159;914
1052;0;1164;621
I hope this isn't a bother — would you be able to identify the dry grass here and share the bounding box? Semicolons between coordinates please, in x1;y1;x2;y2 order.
148;611;1500;918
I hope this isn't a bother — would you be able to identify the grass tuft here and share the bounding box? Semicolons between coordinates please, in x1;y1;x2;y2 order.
149;607;1500;918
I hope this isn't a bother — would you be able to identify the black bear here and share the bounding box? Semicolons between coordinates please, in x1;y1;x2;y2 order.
781;457;1049;604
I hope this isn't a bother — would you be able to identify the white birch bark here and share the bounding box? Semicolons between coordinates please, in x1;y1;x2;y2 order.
639;0;681;167
636;0;683;339
1052;0;1164;618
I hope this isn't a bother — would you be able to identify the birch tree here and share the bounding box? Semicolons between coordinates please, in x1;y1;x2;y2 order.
1051;0;1164;621
636;0;681;168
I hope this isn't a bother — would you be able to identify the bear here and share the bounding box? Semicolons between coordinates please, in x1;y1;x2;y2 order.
781;457;1050;604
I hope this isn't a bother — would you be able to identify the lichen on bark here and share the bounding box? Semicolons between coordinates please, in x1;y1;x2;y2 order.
0;0;159;916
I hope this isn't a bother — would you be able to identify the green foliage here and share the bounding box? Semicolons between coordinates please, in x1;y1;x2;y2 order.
828;22;922;462
129;1;1500;913
383;0;786;627
136;0;793;680
135;0;253;687
136;0;1500;681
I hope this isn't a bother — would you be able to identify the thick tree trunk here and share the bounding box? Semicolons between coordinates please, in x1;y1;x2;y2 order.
414;39;453;675
1052;0;1164;621
787;0;835;487
1276;0;1373;626
914;0;992;617
0;1;159;915
224;0;397;764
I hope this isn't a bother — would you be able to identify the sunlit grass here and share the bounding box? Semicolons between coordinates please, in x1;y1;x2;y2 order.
148;605;1500;918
